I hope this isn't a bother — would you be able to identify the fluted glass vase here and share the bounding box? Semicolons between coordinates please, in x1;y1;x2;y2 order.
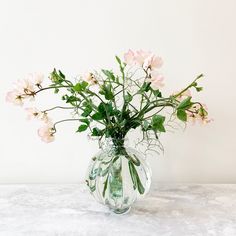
86;138;151;214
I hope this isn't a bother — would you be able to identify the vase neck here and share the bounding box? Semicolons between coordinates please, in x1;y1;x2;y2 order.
102;137;127;151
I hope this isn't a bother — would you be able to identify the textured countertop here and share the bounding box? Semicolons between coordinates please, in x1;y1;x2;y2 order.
0;184;235;236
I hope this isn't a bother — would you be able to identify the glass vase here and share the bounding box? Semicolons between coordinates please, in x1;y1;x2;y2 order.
86;138;152;214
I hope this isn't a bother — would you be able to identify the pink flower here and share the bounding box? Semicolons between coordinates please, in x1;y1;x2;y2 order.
124;49;136;65
38;123;55;143
40;112;51;123
124;49;163;70
25;107;42;120
16;79;35;94
28;73;44;87
143;54;163;70
6;89;24;106
135;50;152;66
25;107;51;123
186;104;212;125
147;71;164;90
82;73;97;85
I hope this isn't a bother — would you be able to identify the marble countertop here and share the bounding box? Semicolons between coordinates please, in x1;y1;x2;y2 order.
0;184;235;236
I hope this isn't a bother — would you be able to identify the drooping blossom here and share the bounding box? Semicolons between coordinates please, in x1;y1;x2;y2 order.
15;79;35;95
28;73;44;87
40;112;51;123
143;54;163;70
82;73;97;85
123;50;163;71
186;104;212;125
25;107;51;123
135;50;152;66
147;71;164;90
124;49;136;65
38;123;55;143
6;89;24;106
25;107;42;120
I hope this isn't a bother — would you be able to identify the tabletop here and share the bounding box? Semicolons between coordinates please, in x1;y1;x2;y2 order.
0;183;235;236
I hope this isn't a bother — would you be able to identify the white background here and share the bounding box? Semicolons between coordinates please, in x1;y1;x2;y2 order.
0;0;235;183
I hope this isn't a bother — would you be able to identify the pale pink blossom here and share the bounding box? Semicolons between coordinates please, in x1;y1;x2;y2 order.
82;73;97;85
38;123;55;143
25;107;42;120
15;79;35;96
143;54;163;70
28;73;44;87
40;112;51;123
124;49;136;65
25;107;51;123
147;71;164;90
186;104;212;125
135;50;152;66
6;89;24;106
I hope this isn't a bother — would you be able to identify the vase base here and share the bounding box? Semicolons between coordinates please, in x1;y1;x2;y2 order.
112;207;131;215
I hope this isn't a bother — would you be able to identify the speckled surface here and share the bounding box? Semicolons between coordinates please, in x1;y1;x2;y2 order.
0;184;235;236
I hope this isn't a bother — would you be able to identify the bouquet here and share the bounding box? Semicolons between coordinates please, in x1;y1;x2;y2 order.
6;49;211;214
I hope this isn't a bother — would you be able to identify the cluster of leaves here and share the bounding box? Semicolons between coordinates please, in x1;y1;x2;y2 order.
48;58;207;147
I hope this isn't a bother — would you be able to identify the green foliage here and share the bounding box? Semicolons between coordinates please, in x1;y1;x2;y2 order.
81;104;92;117
128;161;145;194
124;92;132;103
151;115;166;132
91;112;104;120
50;68;65;84
177;97;192;110
77;124;88;132
138;82;151;93
62;95;80;105
73;81;88;92
177;109;187;121
142;120;151;131
99;84;114;100
102;69;115;81
91;127;103;136
79;118;90;125
48;60;205;149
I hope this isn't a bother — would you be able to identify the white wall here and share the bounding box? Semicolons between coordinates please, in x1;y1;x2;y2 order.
0;0;236;183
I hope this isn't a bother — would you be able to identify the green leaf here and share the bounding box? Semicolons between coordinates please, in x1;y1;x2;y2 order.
81;105;92;117
152;89;162;97
177;109;187;122
142;120;150;131
128;161;137;190
198;106;208;116
102;176;108;197
151;114;166;132
99;84;114;100
101;69;115;81
50;68;64;84
79;118;90;125
196;87;203;92
59;70;65;79
73;81;88;92
124;92;132;103
128;161;145;194
54;88;59;94
91;112;104;120
91;127;103;136
77;124;88;132
115;55;122;65
177;97;192;110
138;82;151;93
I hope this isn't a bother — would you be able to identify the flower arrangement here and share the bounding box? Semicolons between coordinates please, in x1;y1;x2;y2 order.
6;49;211;146
6;49;211;213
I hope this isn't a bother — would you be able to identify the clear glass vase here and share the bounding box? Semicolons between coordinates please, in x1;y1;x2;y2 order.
86;138;152;214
